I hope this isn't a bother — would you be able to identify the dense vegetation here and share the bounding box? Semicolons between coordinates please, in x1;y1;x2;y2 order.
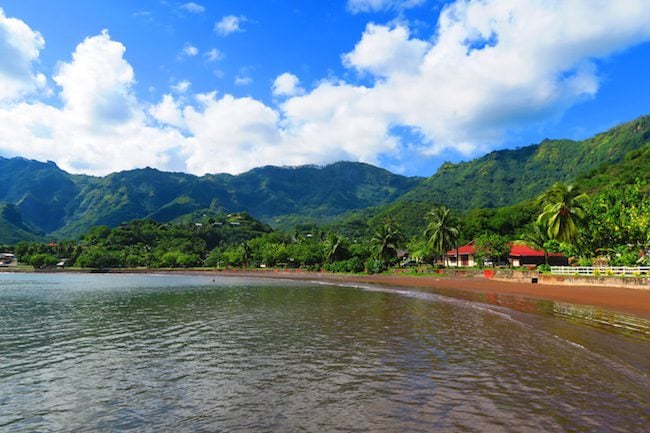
5;178;648;272
1;116;649;271
0;160;420;241
400;115;650;210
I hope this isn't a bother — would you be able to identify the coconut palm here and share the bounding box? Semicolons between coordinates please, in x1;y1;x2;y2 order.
424;206;460;265
521;221;551;265
537;183;588;244
325;232;348;263
371;217;404;266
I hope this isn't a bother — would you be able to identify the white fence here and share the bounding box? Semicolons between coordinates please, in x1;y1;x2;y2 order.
550;266;650;276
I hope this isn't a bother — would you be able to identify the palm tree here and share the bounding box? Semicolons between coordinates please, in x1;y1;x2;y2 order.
371;217;404;266
325;232;348;263
424;206;460;266
537;183;588;244
521;221;551;265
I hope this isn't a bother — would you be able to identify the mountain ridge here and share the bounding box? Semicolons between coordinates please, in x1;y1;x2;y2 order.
1;115;649;243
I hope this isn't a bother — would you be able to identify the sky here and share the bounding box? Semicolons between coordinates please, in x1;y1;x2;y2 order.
1;0;650;178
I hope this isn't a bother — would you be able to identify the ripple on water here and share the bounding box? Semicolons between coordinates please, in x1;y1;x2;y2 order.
0;273;649;433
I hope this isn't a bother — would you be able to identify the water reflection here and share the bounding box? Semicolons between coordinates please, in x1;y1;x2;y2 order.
1;274;649;433
416;286;650;340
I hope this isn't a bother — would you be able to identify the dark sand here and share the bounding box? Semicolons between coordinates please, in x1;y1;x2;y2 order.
215;270;650;319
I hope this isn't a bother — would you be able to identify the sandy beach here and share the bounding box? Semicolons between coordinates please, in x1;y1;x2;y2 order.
213;270;650;319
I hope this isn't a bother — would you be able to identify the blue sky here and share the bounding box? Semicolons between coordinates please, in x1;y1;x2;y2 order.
1;0;649;177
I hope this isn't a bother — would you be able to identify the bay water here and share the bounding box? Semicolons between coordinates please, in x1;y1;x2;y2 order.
1;273;649;432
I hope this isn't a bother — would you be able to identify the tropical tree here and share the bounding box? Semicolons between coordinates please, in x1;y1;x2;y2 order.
325;232;349;263
371;217;405;266
537;183;588;244
521;221;551;265
474;233;510;267
424;206;460;265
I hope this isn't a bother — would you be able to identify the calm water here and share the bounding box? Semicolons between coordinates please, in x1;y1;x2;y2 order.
1;273;649;432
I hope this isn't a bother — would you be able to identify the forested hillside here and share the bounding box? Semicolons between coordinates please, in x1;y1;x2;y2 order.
401;116;650;210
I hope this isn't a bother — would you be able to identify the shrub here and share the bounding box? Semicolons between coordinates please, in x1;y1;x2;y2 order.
29;253;58;268
364;258;387;274
324;258;365;273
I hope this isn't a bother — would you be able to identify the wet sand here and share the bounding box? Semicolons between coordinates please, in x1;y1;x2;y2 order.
216;270;650;319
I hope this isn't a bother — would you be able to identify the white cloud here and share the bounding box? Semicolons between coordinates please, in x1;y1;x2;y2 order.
0;8;47;101
181;44;198;57
343;23;428;78
171;80;191;93
272;73;304;97
53;30;138;125
0;28;184;175
234;76;253;86
181;93;282;174
204;48;223;62
180;2;205;14
215;15;245;36
3;1;650;177
150;93;185;128
347;0;425;14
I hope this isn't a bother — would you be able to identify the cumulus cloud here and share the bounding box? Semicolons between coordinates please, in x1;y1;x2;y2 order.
347;0;425;14
215;15;245;36
3;1;650;177
180;2;205;14
272;73;304;97
0;27;183;175
204;48;223;62
0;8;47;101
181;43;198;57
234;76;253;86
171;80;191;93
343;23;428;77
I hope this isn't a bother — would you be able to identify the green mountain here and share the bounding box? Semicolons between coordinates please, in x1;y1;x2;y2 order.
401;116;650;210
330;116;650;239
0;158;420;242
0;202;43;244
0;157;85;233
1;115;648;244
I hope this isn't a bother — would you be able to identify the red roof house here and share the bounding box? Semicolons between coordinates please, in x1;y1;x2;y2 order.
445;241;568;267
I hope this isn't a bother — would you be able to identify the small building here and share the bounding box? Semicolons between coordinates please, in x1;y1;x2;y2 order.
445;241;477;267
445;242;568;267
0;253;17;266
509;244;568;267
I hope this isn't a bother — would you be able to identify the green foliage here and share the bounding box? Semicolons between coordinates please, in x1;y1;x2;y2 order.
397;116;650;211
28;253;58;268
578;182;650;258
76;247;120;269
324;258;365;273
424;206;460;260
371;217;405;265
537;183;588;244
364;258;387;274
474;233;510;267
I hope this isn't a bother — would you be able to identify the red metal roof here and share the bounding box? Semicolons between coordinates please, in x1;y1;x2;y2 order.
509;244;564;257
447;242;564;257
446;242;475;256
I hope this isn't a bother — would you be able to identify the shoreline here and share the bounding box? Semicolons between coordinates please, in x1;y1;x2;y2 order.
3;267;650;319
212;269;650;319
